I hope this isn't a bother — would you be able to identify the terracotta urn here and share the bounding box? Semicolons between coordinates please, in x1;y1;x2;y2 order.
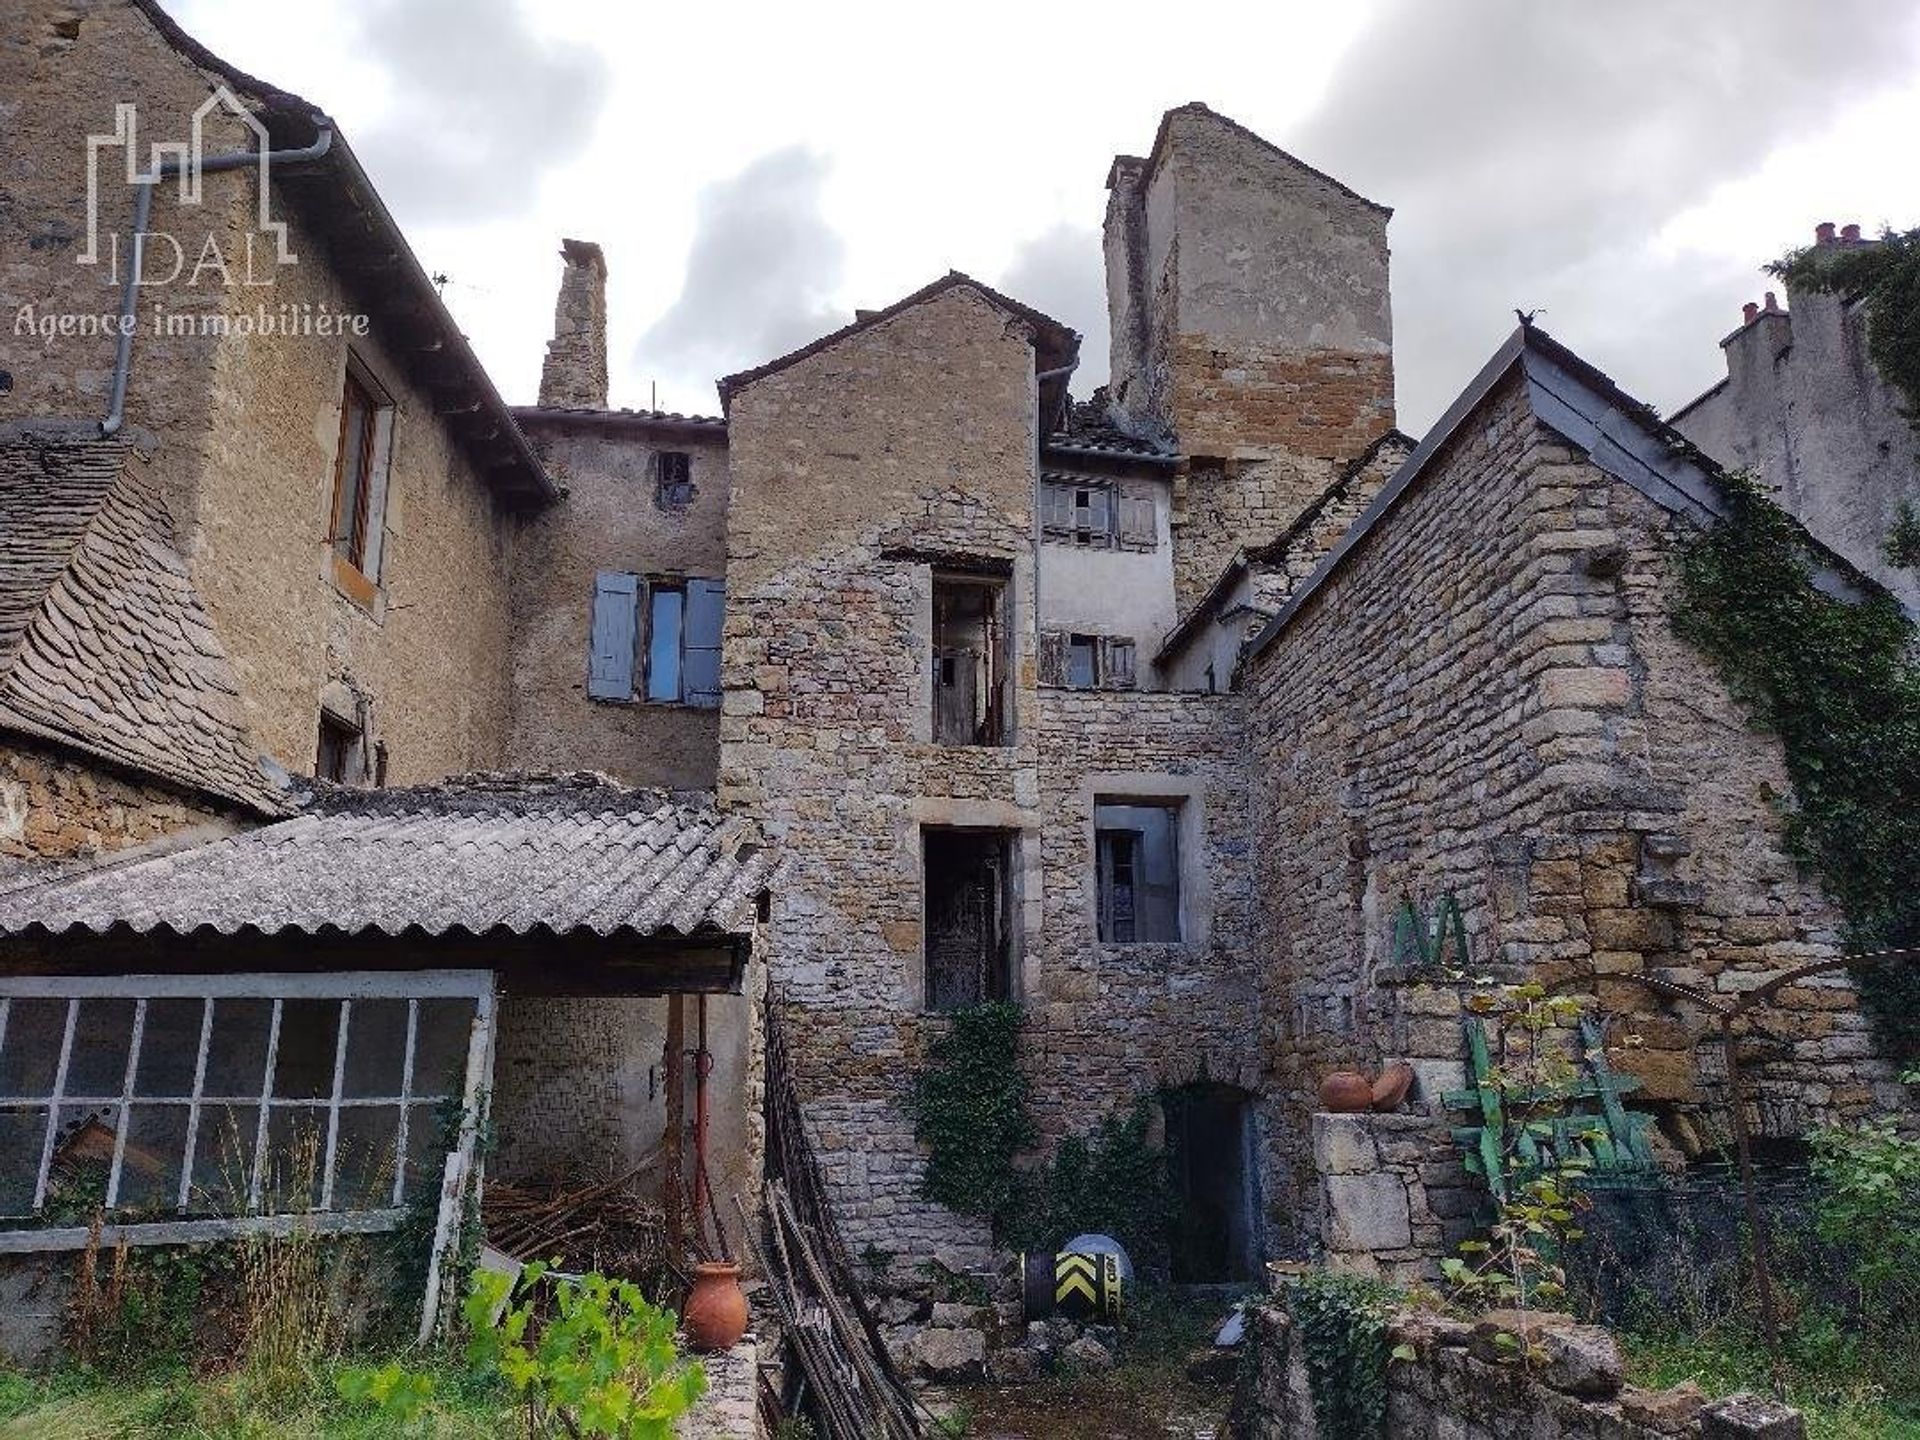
683;1261;749;1352
1370;1061;1416;1112
1318;1070;1373;1113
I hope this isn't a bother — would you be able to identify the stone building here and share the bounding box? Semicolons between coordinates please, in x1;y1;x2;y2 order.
1670;223;1920;616
0;0;1911;1349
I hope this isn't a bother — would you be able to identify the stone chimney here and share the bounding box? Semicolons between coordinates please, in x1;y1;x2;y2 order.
538;238;608;410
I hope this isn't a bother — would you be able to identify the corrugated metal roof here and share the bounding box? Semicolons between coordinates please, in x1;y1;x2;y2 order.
0;773;774;942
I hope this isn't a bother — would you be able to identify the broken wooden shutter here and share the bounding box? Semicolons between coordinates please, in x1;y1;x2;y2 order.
588;570;639;699
1084;485;1112;546
682;577;725;709
1116;489;1157;551
1038;629;1069;687
1100;637;1137;690
1040;480;1074;537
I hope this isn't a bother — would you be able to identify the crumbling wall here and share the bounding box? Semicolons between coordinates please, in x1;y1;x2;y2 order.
1245;373;1905;1235
506;419;729;788
0;737;235;866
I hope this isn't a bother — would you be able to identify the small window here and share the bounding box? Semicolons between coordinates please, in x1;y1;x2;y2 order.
932;572;1009;746
1047;632;1136;691
655;452;694;510
328;360;393;585
1067;635;1097;689
1096;802;1181;943
315;712;362;785
587;572;724;708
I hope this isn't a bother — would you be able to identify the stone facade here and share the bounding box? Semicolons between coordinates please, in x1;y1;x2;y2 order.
1244;369;1907;1235
508;412;730;788
538;239;610;410
1671;228;1920;617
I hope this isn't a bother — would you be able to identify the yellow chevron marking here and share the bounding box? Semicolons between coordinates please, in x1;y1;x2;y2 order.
1056;1272;1097;1306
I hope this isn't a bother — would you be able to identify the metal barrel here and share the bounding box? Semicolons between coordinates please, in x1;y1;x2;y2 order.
1020;1249;1124;1323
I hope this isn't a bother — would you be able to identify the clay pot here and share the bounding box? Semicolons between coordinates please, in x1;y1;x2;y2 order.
683;1261;749;1352
1370;1061;1416;1113
1318;1071;1374;1113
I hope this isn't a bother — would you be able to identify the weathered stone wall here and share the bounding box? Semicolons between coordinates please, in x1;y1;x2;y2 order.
0;736;236;867
537;240;609;411
721;283;1044;1267
1310;1110;1472;1284
1235;1297;1801;1440
507;418;729;788
1671;247;1920;617
1028;688;1254;1142
3;1;521;787
1245;373;1906;1234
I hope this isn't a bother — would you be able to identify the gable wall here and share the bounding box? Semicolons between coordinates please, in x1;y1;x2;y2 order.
1244;373;1905;1239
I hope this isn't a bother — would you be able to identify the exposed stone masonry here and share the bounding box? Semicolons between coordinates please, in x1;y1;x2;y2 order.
539;239;611;410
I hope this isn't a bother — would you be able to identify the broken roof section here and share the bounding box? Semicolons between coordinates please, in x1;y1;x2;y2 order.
125;0;553;506
0;429;287;816
1243;322;1880;665
716;271;1081;415
0;772;775;988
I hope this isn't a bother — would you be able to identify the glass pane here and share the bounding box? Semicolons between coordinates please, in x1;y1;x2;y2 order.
204;999;273;1098
334;385;373;559
1067;639;1096;689
189;1103;260;1212
0;999;70;1096
273;999;342;1100
46;1103;118;1217
116;1104;190;1214
412;998;477;1099
333;1105;401;1210
66;999;136;1098
403;1101;447;1204
344;1000;409;1099
648;588;684;702
0;1106;47;1215
135;999;207;1098
260;1107;327;1214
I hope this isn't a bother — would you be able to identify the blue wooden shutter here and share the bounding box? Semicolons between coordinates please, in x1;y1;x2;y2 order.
588;571;639;699
683;577;725;709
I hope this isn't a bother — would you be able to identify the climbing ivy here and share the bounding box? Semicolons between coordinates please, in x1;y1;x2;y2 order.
906;1002;1036;1230
907;1003;1182;1268
1672;470;1920;1058
1285;1269;1399;1440
1769;227;1920;440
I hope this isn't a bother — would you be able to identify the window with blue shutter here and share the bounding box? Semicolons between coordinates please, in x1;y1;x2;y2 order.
683;578;725;709
588;571;639;700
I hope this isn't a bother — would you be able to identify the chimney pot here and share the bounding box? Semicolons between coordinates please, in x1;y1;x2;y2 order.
1742;301;1760;325
1815;221;1837;245
1763;291;1780;313
539;238;610;410
1841;223;1862;244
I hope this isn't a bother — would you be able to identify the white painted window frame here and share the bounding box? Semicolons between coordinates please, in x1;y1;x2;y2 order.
0;970;496;1284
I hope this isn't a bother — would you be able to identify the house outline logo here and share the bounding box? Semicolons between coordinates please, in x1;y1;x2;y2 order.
79;86;296;268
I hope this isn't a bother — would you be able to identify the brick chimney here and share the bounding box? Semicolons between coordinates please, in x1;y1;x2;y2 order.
538;239;608;410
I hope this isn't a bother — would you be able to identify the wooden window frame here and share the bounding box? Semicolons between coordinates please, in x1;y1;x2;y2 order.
327;357;395;605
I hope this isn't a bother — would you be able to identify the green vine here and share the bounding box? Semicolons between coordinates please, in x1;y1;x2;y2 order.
1285;1270;1399;1439
907;1003;1182;1268
1769;227;1920;440
1673;470;1920;1058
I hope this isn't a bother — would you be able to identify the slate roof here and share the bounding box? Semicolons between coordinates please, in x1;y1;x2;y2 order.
0;772;776;942
0;432;286;816
1044;393;1177;464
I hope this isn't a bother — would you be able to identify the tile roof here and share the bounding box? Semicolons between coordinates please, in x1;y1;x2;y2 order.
0;772;776;942
1044;392;1177;463
513;405;728;433
0;431;287;816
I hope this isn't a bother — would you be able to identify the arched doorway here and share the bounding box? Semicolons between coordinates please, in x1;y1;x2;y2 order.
1163;1083;1261;1282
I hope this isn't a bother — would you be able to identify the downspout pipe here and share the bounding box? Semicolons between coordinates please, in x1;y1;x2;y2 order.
1030;355;1079;636
100;124;334;436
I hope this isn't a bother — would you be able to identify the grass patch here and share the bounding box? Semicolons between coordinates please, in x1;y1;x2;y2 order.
0;1357;517;1439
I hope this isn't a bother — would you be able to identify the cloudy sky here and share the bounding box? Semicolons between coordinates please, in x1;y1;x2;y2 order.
171;0;1920;431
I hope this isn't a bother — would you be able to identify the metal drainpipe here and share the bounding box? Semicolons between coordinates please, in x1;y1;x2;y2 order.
1030;357;1079;653
692;992;714;1252
99;125;334;436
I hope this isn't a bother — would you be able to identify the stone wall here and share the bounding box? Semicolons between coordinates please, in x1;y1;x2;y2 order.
1244;372;1906;1234
1235;1297;1805;1439
4;0;521;787
538;240;609;411
507;417;729;788
720;282;1044;1267
0;736;236;867
1310;1111;1472;1284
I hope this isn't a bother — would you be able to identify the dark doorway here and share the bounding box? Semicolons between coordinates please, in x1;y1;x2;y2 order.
1165;1084;1259;1282
924;829;1015;1011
